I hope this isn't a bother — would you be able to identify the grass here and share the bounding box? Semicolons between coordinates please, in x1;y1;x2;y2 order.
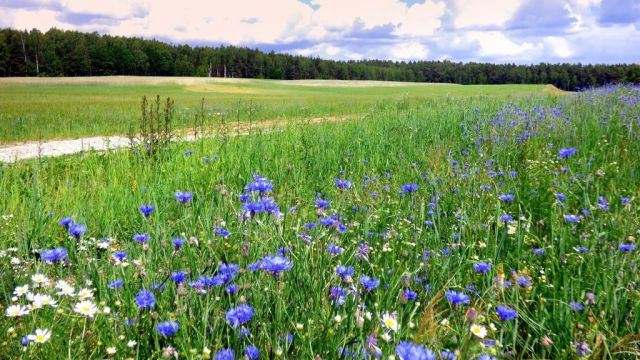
0;77;554;143
0;82;639;359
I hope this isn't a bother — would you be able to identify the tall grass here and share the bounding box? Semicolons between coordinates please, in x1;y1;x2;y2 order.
0;85;638;359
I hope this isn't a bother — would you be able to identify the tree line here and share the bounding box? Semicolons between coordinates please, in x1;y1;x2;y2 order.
1;28;638;90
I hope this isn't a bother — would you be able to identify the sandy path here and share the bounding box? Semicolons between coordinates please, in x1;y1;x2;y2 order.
0;115;357;163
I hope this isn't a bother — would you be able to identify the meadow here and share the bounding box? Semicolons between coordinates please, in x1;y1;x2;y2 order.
0;77;552;143
0;80;639;359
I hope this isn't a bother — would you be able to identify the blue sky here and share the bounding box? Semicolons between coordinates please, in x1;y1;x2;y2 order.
1;0;638;64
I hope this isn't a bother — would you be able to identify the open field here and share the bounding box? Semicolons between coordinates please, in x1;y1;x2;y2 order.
0;77;556;143
1;82;639;359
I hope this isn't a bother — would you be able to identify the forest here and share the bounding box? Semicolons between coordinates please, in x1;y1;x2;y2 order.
1;27;639;90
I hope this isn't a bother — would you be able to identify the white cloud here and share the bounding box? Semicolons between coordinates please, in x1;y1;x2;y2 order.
390;41;429;60
0;0;638;63
3;8;68;30
453;0;523;28
465;31;540;58
394;1;446;37
543;36;573;58
292;42;363;60
60;0;148;19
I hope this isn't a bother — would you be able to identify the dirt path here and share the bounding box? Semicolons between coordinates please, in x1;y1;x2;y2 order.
0;115;358;163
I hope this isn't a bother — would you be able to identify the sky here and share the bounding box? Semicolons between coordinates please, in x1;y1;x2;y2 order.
0;0;639;64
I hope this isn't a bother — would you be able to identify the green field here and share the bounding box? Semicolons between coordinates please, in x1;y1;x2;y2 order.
1;80;639;359
0;77;555;143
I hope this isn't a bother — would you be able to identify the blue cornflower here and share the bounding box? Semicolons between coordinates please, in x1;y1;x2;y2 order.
569;301;584;311
597;196;610;211
183;150;193;156
58;217;74;229
304;222;316;229
574;246;589;253
134;289;155;309
214;349;235;360
477;354;498;360
424;220;434;227
220;262;240;276
573;341;592;357
619;243;637;252
226;304;254;328
319;215;340;227
21;336;32;346
499;194;515;202
517;276;532;287
214;227;230;237
440;350;456;360
327;243;343;255
621;197;631;205
359;275;380;292
315;199;330;209
113;251;128;261
335;265;354;281
334;178;352;190
68;223;87;239
132;233;150;244
156;321;179;336
329;286;347;306
139;205;154;217
259;255;293;275
564;214;581;223
401;183;419;195
175;191;193;204
473;262;492;273
108;279;124;289
500;214;513;222
558;148;577;159
396;341;436;360
225;284;239;294
555;193;566;201
533;248;545;256
40;247;68;263
245;174;273;194
496;304;517;321
172;237;185;249
244;345;260;360
445;290;470;306
403;288;418;301
171;271;188;283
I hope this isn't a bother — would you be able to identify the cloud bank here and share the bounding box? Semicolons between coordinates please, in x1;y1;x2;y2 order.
0;0;638;63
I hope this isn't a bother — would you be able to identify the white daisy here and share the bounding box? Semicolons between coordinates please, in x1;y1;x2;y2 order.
27;328;51;344
73;300;98;317
31;274;49;287
381;312;400;332
470;324;487;338
5;305;30;318
76;288;94;300
31;294;57;309
13;285;29;297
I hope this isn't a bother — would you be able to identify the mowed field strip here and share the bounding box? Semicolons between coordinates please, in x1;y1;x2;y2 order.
0;114;357;162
